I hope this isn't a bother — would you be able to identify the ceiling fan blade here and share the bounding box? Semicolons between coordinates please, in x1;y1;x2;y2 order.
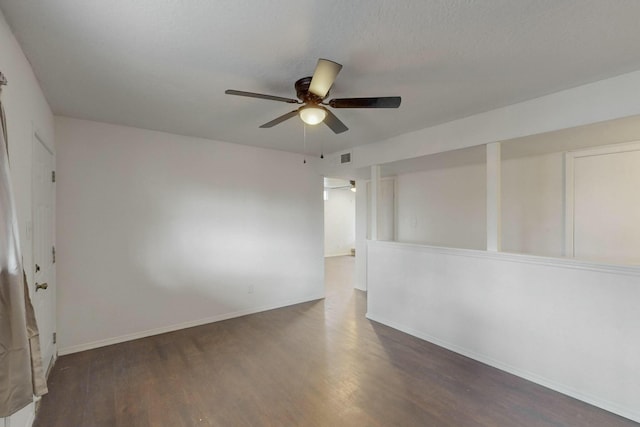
323;109;348;134
259;110;300;128
225;89;299;104
309;59;343;99
329;96;401;108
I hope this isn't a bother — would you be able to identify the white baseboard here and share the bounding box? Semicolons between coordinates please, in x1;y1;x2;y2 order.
366;312;640;424
59;293;325;356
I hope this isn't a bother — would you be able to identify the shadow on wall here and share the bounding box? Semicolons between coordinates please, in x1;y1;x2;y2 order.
58;185;324;351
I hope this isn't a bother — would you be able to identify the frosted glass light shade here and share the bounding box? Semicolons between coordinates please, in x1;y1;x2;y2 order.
299;106;326;125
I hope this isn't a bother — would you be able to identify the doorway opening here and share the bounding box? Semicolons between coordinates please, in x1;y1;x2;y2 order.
323;177;357;298
323;177;356;258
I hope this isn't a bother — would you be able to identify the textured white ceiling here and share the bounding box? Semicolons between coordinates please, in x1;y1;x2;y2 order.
2;0;640;156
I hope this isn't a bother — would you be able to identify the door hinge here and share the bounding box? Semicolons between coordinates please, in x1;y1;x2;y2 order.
51;170;56;183
52;245;56;264
53;332;57;344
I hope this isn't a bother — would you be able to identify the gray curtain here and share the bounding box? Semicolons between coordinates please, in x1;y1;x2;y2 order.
0;81;48;417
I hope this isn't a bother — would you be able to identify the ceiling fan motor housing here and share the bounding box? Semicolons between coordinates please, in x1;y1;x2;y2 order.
295;77;325;104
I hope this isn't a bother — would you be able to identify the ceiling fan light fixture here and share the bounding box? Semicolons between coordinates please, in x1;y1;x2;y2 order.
299;105;326;125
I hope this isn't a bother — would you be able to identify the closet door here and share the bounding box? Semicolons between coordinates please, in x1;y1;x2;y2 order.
32;133;56;371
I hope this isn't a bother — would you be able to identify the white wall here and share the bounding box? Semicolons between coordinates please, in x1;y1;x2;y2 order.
503;148;638;261
367;241;640;423
501;152;564;257
374;142;637;257
395;164;486;249
0;9;55;427
320;69;640;176
391;151;565;257
366;178;395;241
324;188;355;257
55;117;324;353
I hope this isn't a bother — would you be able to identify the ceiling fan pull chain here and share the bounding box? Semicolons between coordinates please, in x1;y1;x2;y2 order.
303;123;307;164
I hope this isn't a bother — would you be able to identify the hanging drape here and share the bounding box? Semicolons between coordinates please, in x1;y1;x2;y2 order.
0;78;47;417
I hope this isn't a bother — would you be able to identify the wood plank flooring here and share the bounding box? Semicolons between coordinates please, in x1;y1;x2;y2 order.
35;256;637;426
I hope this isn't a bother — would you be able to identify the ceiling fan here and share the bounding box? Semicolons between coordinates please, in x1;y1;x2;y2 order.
225;59;401;134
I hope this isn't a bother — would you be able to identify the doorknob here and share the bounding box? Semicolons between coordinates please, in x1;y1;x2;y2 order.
35;282;48;292
35;264;40;272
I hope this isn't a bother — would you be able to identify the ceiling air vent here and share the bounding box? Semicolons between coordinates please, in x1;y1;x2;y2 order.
340;152;352;164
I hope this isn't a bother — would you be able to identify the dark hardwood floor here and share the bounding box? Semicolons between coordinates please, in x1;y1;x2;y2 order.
35;256;637;426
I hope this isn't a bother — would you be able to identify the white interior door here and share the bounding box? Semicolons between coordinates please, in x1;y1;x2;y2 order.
32;133;56;371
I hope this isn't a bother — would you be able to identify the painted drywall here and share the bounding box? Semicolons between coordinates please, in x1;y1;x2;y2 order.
324;188;355;257
320;69;640;177
501;152;564;257
0;9;55;427
391;150;565;257
55;117;324;353
395;163;486;249
367;241;640;423
366;178;395;241
370;143;637;257
503;148;637;261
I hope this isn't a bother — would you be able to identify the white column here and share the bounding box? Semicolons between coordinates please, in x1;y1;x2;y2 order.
370;165;380;241
486;142;501;252
563;152;575;257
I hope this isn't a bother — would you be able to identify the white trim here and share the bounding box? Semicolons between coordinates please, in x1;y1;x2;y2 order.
366;312;640;424
58;293;325;355
563;140;640;260
568;140;640;158
367;240;640;277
